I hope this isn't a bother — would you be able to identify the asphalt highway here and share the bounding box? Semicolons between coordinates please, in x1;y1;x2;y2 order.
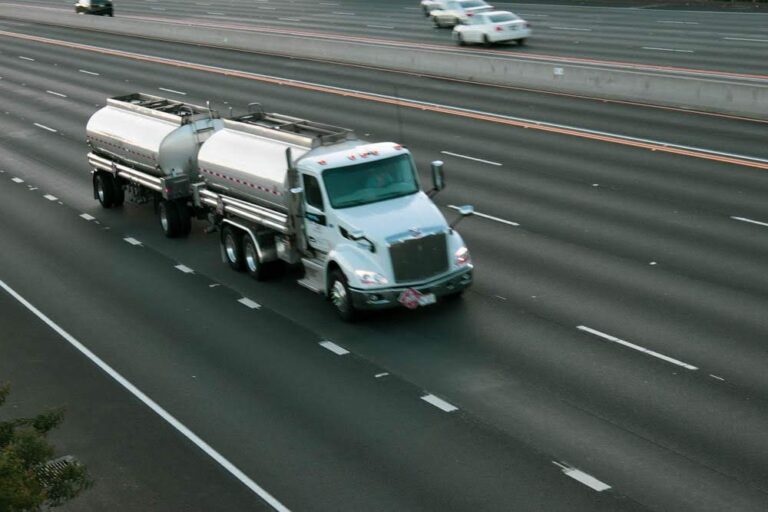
1;21;768;512
19;0;768;75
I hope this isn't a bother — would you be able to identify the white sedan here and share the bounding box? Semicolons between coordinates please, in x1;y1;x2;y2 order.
429;0;493;28
453;11;531;46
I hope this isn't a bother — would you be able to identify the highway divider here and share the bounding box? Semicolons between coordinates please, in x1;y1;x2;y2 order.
2;6;766;119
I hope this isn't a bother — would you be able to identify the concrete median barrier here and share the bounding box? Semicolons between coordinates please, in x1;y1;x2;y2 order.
2;5;766;119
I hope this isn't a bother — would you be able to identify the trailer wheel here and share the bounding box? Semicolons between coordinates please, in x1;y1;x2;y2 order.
159;200;183;238
95;172;117;208
329;270;356;322
222;225;244;271
177;201;192;237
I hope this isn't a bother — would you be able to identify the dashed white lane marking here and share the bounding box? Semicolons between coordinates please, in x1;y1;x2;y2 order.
319;341;350;356
642;46;694;53
34;123;57;133
724;36;768;43
279;17;301;22
159;87;186;95
448;204;520;227
374;372;389;378
238;297;261;309
441;150;502;166
549;26;592;31
123;237;143;246
11;177;24;183
333;11;356;15
174;264;194;274
710;374;726;381
79;69;99;75
207;11;225;15
577;325;698;370
731;216;768;228
43;194;58;201
46;90;67;97
367;24;394;29
553;462;611;492
657;20;699;25
18;56;35;61
258;6;276;9
80;213;96;221
0;278;291;512
320;2;340;5
421;394;458;412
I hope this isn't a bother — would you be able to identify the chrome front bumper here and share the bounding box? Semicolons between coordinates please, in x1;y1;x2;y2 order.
349;267;473;310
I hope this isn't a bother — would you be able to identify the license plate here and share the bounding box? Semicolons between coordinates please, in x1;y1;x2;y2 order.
418;293;436;306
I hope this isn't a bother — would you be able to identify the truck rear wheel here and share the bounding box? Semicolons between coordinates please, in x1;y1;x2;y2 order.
329;270;356;322
243;235;267;281
222;225;244;271
177;201;192;237
95;172;121;208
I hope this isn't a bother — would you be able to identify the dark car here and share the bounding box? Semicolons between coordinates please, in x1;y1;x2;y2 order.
74;0;114;16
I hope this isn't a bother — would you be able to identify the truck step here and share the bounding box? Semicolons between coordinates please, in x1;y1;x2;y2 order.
297;257;324;294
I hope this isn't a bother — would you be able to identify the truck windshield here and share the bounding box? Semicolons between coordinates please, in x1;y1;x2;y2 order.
323;154;419;209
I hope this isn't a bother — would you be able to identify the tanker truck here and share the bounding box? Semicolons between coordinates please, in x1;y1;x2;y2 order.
86;93;474;320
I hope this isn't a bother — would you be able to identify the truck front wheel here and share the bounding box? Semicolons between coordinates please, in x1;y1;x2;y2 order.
329;270;356;322
222;225;244;271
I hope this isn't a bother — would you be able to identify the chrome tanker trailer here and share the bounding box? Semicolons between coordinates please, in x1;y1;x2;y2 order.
86;93;474;320
86;92;224;236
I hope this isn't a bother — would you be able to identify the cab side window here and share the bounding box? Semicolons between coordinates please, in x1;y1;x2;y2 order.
303;175;324;210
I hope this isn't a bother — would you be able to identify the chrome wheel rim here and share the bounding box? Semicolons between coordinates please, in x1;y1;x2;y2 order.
225;235;238;263
245;244;258;273
97;179;105;203
331;280;348;311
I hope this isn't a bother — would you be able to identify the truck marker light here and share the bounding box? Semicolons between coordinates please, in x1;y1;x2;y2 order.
317;159;327;165
393;144;403;150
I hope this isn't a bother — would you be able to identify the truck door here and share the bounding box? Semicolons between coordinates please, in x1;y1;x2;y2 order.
302;174;331;253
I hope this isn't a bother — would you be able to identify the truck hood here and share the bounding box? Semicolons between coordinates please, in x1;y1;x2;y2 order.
333;192;448;243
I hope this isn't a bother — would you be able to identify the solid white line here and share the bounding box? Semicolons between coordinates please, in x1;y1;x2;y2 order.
18;56;35;61
46;90;67;98
43;194;58;201
577;325;698;370
367;24;394;29
724;36;768;43
319;341;349;356
421;394;458;412
123;237;143;246
0;278;290;512
80;213;96;221
553;463;611;492
159;87;186;95
174;264;194;274
642;46;694;53
238;297;261;309
448;205;520;227
549;26;592;31
657;20;699;25
440;151;502;166
34;123;57;133
11;177;24;183
78;69;99;75
731;216;768;228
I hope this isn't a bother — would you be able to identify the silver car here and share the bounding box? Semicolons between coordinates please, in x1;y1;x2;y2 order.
430;0;494;28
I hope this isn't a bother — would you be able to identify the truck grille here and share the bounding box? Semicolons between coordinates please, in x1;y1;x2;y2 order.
389;231;448;283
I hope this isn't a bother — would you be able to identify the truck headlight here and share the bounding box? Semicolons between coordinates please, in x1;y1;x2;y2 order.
455;246;471;266
354;270;389;285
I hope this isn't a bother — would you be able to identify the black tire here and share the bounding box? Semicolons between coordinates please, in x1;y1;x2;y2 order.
483;35;491;48
177;201;192;237
432;16;441;28
95;172;117;208
222;225;244;271
243;235;267;281
159;200;182;238
517;38;527;46
329;270;356;322
423;7;430;17
457;33;466;46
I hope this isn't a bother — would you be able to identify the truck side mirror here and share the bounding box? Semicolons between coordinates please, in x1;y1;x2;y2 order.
430;160;445;197
450;204;474;228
